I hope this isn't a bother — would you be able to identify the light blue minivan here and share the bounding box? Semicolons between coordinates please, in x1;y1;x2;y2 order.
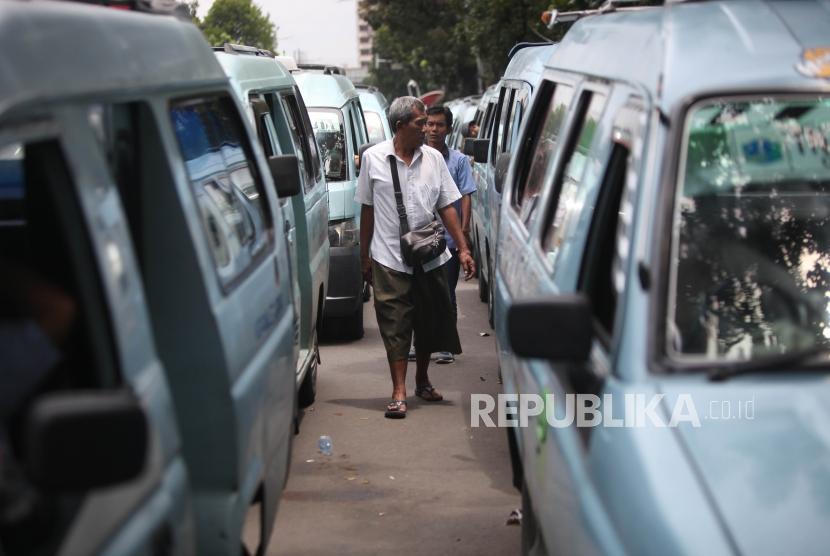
295;71;370;339
467;42;557;327
0;3;298;554
215;46;330;408
495;1;830;554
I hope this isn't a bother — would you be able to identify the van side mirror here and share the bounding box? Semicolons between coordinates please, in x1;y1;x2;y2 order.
24;391;148;490
268;155;302;198
507;295;593;362
357;142;375;176
494;152;511;194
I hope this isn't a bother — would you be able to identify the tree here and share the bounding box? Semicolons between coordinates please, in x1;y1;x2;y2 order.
201;0;276;52
183;0;200;25
359;0;589;101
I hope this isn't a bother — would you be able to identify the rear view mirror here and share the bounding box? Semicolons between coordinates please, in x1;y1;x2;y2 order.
268;154;302;198
24;390;147;490
470;139;490;164
463;138;475;156
507;295;593;362
494;152;511;194
357;142;376;176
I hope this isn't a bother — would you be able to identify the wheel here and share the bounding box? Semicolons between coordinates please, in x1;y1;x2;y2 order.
362;281;371;302
477;247;488;303
521;480;546;556
297;331;318;408
340;303;364;341
487;255;495;329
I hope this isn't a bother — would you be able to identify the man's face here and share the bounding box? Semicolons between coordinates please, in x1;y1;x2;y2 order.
395;107;427;149
425;113;449;149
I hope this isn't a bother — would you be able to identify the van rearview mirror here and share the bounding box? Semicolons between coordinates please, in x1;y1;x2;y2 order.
268;155;302;198
24;390;148;490
507;295;593;362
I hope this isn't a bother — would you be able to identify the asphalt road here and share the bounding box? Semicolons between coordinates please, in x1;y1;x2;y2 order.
256;279;521;555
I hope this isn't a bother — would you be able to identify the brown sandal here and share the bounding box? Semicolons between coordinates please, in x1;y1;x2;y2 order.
415;384;443;402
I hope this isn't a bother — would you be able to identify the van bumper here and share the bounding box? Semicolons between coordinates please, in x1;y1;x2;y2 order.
324;244;362;317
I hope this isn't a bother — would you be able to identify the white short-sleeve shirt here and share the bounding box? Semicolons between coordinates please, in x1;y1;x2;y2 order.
356;140;461;274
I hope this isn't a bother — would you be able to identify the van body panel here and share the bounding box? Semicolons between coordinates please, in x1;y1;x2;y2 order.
216;51;330;393
495;2;830;553
295;72;367;334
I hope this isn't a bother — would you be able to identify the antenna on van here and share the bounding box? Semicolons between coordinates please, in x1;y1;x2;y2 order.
541;0;655;28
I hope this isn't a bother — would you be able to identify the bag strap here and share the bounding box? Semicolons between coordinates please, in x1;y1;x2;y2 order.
387;154;410;236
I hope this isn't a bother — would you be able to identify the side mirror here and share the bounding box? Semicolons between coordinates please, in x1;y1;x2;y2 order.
494;152;511;195
268;155;302;198
24;390;148;490
463;138;476;156
357;142;376;176
507;295;593;362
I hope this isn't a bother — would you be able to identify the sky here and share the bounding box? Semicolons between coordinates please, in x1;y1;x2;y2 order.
198;0;360;68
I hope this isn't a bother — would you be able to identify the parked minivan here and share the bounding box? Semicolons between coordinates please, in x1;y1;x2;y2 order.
0;3;298;554
467;42;557;327
356;85;392;144
494;2;830;555
215;45;330;408
294;71;370;338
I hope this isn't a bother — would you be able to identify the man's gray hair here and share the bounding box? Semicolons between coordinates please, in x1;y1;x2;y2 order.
388;96;425;134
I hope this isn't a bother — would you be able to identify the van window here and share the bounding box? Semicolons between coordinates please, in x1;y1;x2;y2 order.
292;91;323;183
579;98;644;341
347;106;360;162
1;138;119;552
364;110;386;143
494;87;515;160
169;95;272;290
542;90;607;266
512;82;574;225
354;101;369;145
309;108;348;182
668;96;830;362
506;85;530;152
278;94;316;192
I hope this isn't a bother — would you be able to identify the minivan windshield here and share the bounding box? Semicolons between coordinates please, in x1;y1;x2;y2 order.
308;108;348;182
668;96;830;364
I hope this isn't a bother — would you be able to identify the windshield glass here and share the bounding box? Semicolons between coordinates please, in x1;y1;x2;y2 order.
308;108;348;182
364;110;386;143
668;96;830;363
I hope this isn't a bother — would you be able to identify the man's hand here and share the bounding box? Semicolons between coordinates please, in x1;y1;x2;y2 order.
361;255;373;285
459;249;475;281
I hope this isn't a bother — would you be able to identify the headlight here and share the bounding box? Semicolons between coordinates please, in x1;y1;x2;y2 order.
328;218;358;247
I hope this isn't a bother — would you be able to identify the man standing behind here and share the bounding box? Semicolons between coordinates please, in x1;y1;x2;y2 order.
424;105;477;364
357;97;475;419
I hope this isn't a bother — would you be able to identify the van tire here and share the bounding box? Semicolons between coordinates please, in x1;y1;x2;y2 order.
521;480;546;556
298;332;319;408
477;250;488;303
343;304;364;340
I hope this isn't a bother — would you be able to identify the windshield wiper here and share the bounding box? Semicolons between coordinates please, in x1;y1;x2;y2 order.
707;346;830;382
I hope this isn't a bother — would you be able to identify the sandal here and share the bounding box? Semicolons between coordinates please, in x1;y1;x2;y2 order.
385;399;407;419
415;384;443;402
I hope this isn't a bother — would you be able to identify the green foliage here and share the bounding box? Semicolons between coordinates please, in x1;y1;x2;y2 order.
360;0;591;100
201;0;276;51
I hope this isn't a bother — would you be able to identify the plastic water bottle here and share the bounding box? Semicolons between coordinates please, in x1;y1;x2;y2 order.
318;435;333;456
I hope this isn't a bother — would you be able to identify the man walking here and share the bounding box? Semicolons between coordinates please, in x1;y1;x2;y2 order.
357;97;475;419
424;105;476;364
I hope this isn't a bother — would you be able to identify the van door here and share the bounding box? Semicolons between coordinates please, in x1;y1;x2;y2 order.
0;123;190;555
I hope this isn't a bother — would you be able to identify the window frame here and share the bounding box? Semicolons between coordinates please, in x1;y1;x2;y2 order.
537;83;610;273
167;93;275;294
655;91;830;373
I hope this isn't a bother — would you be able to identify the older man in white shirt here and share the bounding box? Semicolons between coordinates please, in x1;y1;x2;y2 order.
357;96;475;419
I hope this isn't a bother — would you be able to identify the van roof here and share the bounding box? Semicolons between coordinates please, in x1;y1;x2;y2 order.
549;0;830;111
293;72;358;109
502;42;557;87
215;52;295;97
0;1;226;114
